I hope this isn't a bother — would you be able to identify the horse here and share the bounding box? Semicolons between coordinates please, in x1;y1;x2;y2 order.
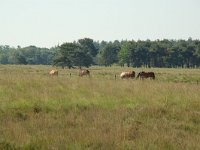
136;71;155;80
79;69;90;77
120;71;135;79
49;69;58;76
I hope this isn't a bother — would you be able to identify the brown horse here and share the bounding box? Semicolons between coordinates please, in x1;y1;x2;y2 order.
136;71;155;80
120;71;135;79
79;69;90;77
49;69;58;76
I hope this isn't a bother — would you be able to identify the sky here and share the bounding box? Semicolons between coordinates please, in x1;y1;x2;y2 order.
0;0;200;48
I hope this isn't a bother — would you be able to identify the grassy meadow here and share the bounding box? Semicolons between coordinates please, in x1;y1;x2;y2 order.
0;65;200;150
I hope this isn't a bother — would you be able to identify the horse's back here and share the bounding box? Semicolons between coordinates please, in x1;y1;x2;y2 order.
137;71;155;79
49;69;58;76
79;69;90;76
148;72;155;79
120;71;135;79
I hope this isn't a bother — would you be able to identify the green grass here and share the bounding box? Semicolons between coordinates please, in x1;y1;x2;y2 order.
0;65;200;149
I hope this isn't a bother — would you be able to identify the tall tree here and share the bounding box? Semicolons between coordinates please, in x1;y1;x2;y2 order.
99;43;120;66
118;41;134;67
78;38;98;57
53;42;93;68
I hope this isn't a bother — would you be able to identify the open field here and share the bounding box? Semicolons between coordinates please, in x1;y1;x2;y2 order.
0;65;200;150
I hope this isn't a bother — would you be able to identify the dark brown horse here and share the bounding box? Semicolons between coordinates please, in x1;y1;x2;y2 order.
79;69;90;77
136;71;155;80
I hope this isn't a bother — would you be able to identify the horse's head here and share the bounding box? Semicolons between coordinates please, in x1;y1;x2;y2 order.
130;71;135;78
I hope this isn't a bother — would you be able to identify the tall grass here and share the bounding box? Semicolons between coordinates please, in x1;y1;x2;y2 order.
0;65;200;149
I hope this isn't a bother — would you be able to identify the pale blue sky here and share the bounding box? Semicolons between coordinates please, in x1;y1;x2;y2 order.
0;0;200;48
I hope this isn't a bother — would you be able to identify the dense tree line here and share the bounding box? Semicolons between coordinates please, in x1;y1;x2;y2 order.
0;38;200;68
0;45;58;65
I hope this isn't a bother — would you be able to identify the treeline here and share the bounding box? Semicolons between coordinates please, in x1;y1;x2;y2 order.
0;45;58;65
0;38;200;68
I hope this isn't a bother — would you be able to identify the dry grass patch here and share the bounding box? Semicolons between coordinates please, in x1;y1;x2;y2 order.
0;65;200;149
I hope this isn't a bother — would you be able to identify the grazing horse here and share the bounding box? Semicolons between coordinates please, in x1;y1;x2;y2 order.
79;69;90;77
120;71;135;79
137;71;155;80
49;69;58;76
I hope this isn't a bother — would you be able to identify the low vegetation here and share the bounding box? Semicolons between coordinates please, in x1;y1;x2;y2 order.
0;65;200;150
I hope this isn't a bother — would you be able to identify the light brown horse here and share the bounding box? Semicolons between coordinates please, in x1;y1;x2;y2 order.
120;71;135;79
49;69;58;76
79;69;90;77
136;71;155;80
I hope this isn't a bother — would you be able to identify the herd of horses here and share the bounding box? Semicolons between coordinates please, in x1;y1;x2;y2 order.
49;69;155;80
120;71;155;80
49;69;90;77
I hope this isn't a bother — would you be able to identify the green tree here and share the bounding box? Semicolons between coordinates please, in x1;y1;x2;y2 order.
53;43;76;68
166;46;184;67
99;43;120;66
53;42;93;68
118;41;134;67
78;38;98;57
16;55;27;64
